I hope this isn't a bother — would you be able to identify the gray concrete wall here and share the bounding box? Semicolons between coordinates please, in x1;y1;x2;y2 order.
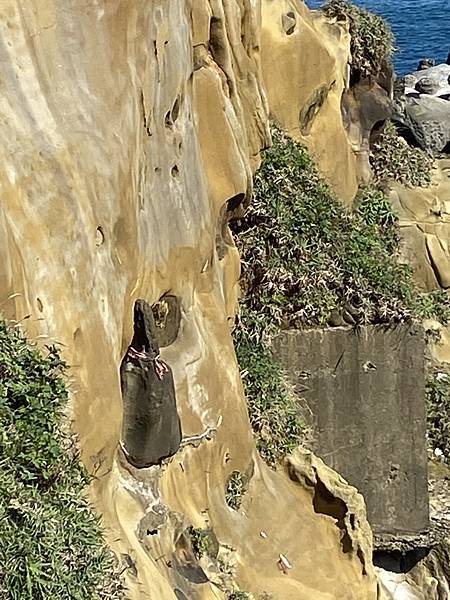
273;325;429;536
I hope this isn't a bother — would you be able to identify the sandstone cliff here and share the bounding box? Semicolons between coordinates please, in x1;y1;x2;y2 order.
0;1;434;599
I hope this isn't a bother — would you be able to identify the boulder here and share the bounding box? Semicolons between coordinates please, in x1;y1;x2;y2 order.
406;64;450;98
394;64;450;152
417;58;435;71
394;93;450;153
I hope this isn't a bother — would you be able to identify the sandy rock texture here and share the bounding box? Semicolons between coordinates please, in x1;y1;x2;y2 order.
261;0;359;204
390;159;450;293
0;0;380;598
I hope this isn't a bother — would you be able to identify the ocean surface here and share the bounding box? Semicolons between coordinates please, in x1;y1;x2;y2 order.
306;0;450;75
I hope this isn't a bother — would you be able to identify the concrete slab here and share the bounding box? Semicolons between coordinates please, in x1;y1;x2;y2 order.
273;325;429;536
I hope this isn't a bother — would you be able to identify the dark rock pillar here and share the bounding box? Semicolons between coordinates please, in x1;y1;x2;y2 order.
120;299;182;468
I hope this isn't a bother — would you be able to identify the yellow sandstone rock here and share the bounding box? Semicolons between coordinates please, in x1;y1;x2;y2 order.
0;0;379;598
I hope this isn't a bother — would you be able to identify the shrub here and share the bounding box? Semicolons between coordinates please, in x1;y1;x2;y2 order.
232;124;448;330
225;471;246;511
322;0;395;79
426;370;450;463
0;320;124;600
370;121;434;188
188;527;211;558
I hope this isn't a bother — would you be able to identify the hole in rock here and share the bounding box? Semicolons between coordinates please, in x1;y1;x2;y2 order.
165;110;173;129
391;120;422;149
36;298;43;312
95;226;105;246
312;475;353;554
373;547;431;573
227;192;245;214
120;299;182;468
171;529;210;584
171;165;179;178
152;294;181;347
282;11;296;35
369;119;386;145
171;96;181;123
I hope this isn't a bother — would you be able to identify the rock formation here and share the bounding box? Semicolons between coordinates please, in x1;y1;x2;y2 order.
0;0;448;598
394;63;450;152
0;0;383;598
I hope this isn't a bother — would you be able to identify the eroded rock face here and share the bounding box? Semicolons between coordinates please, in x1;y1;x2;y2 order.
395;64;450;152
0;1;380;598
260;0;360;204
390;159;450;292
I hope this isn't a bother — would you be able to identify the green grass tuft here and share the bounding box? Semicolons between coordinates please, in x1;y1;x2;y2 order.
370;121;434;188
234;334;303;468
188;527;211;559
0;320;124;600
225;471;246;511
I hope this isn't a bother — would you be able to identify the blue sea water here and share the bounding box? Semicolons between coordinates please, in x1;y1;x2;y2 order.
306;0;450;75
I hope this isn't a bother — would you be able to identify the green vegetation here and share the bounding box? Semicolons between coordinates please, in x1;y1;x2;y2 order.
233;125;448;331
426;370;450;463
232;124;450;468
0;321;124;599
322;0;395;79
188;527;211;558
370;121;434;188
225;471;247;510
234;336;303;468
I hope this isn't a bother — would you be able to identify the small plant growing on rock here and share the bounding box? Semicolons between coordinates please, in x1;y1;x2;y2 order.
188;526;211;558
426;370;450;463
234;332;303;468
225;471;247;510
322;0;395;79
370;121;434;187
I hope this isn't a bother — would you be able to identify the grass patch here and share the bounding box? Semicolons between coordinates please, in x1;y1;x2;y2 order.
0;321;124;599
231;124;450;468
426;370;450;463
370;121;434;188
225;471;250;511
321;0;395;80
188;527;211;559
225;472;245;511
234;335;303;468
233;125;449;331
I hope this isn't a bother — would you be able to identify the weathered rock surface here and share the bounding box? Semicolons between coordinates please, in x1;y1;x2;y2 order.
390;159;450;292
406;64;450;98
261;0;360;203
395;64;450;152
0;0;381;598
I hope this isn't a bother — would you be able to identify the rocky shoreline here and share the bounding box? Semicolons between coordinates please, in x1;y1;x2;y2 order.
394;56;450;153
